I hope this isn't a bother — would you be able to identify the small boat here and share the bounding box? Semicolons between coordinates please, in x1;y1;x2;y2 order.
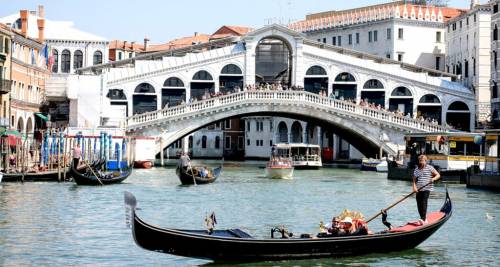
376;160;388;172
176;166;221;185
275;143;322;169
265;158;294;179
123;189;452;261
133;160;153;169
1;168;72;182
361;158;381;171
71;163;133;185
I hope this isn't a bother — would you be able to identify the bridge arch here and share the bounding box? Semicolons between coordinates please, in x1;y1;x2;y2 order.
304;65;328;94
332;72;357;101
219;63;243;94
389;86;414;116
133;82;157;115
446;100;471;131
417;94;442;124
277;121;289;143
255;36;293;87
162;77;186;108
291;121;303;143
191;70;215;100
361;79;385;107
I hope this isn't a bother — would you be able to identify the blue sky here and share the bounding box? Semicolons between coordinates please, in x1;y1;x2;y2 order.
1;0;471;44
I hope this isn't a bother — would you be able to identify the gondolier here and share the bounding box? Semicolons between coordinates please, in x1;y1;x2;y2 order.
72;143;82;167
179;151;191;170
412;155;441;225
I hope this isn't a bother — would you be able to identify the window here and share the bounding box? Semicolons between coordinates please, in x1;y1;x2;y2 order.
322;38;326;44
466;17;469;26
368;31;372;42
221;64;242;74
435;56;441;71
317;39;321;42
201;136;207;149
193;70;213;80
247;139;250;146
332;36;336;46
61;50;70;73
118;51;122;60
247;121;250;132
398;28;404;39
494;51;498;70
436;32;442;43
129;52;133;58
225;136;231;149
387;28;391;40
493;82;498;99
356;33;360;44
386;54;391;59
270;121;273;131
215;136;220;149
270;140;273;146
397;53;403;62
459;21;462;28
4;37;9;53
255;140;259;146
338;36;342;46
73;50;83;69
52;49;58;73
225;119;231;129
93;51;103;65
238;136;244;149
494;25;498;41
464;60;469;78
473;57;476;76
495;4;499;14
348;34;352;45
374;30;378;42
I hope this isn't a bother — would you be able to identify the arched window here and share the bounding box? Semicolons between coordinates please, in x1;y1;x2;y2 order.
106;89;127;100
215;136;220;149
52;49;59;73
93;50;103;65
221;64;242;74
192;70;213;80
419;94;440;104
391;87;412;96
164;77;184;87
446;101;470;131
334;72;356;82
448;101;469;111
291;121;303;143
74;50;83;69
363;79;384;89
278;122;288;143
306;66;327;76
61;50;71;73
202;136;207;149
134;83;155;93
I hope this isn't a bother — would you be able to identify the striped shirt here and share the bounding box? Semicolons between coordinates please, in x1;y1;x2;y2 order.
413;165;436;191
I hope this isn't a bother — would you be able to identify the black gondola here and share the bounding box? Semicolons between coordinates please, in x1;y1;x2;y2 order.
123;189;452;261
1;160;105;182
71;163;132;185
175;166;222;185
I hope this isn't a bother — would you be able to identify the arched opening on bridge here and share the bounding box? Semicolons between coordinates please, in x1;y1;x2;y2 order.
332;72;357;101
291;121;303;143
277;121;288;143
446;101;470;131
107;89;128;118
304;66;328;94
162;77;186;108
17;117;24;133
133;83;157;115
191;70;215;100
389;87;413;116
219;64;243;94
255;37;292;87
417;94;442;124
361;79;385;107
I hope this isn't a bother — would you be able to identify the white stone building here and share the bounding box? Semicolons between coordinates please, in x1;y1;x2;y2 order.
289;1;467;71
490;0;500;124
445;1;491;127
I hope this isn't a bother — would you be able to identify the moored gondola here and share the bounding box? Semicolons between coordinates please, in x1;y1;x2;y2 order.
175;166;222;185
124;189;452;261
1;160;104;182
71;163;132;185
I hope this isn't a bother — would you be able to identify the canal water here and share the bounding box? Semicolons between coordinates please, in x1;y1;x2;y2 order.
0;162;499;266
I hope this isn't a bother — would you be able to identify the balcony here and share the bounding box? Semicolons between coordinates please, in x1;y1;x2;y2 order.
0;79;11;94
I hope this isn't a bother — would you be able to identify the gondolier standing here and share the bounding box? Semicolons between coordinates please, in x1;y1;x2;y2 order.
412;155;441;224
179;151;191;170
72;143;82;168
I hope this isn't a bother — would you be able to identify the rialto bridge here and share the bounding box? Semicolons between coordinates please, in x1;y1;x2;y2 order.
79;24;475;160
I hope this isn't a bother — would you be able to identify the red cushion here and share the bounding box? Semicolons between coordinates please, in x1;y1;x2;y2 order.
389;211;445;232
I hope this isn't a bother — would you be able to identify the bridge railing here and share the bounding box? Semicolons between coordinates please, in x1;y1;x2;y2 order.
127;90;447;132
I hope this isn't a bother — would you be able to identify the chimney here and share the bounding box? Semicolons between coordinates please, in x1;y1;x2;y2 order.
37;18;45;42
194;32;198;36
131;41;135;49
38;5;45;18
123;41;127;49
20;10;28;36
143;37;150;51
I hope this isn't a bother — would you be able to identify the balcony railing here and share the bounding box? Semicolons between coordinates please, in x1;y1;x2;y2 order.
0;79;11;94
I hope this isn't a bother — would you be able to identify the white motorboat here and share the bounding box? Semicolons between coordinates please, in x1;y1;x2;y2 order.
376;160;388;172
274;143;322;169
265;158;294;179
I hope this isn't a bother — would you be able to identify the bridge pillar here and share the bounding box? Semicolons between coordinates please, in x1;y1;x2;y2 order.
182;137;189;154
316;126;321;146
303;122;308;144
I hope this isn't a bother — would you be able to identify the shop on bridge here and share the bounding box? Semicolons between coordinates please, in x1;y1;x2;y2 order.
417;94;442;124
388;86;413;116
360;79;385;107
331;72;357;101
304;66;328;94
162;77;186;108
219;64;243;94
190;70;215;100
133;83;157;115
446;101;471;131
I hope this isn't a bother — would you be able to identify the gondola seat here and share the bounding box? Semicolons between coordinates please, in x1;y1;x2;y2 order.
390;211;446;232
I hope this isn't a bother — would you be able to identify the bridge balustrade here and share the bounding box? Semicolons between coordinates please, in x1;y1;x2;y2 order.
127;91;447;132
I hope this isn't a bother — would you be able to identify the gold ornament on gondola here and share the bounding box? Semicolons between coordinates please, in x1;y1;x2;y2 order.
338;209;365;220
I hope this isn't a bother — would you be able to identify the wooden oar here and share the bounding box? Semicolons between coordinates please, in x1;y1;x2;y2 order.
83;160;104;186
365;180;434;223
189;165;197;186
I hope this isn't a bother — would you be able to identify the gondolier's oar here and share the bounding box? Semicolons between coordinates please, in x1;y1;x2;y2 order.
83;160;104;186
189;165;197;186
365;180;434;223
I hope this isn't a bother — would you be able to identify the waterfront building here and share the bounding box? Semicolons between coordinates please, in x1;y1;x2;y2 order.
445;1;491;128
491;0;500;126
0;6;109;128
288;1;466;71
0;24;12;130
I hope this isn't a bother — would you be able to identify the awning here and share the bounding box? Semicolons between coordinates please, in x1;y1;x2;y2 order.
35;113;49;121
0;129;21;146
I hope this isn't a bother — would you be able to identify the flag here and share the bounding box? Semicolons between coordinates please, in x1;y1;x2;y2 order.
31;48;36;65
43;44;49;65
